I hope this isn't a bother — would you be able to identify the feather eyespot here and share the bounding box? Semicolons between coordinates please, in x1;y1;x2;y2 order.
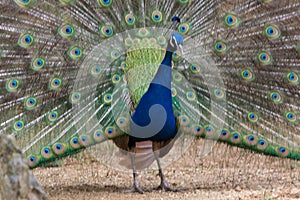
230;132;241;144
241;68;254;81
157;36;166;46
186;91;196;101
191;124;203;137
70;137;81;149
151;10;163;23
98;0;112;7
257;139;267;150
263;24;280;40
13;120;25;132
258;51;272;65
269;91;282;104
244;135;258;146
286;72;299;85
69;92;81;104
6;79;20;92
18;33;34;48
31;58;45;71
100;25;114;37
138;28;150;38
27;155;39;168
110;50;121;60
285;111;297;123
120;61;127;71
112;74;121;84
105;126;121;138
214;89;225;100
52;143;65;155
171;87;177;97
93;129;106;143
214;40;227;54
190;64;201;73
89;65;102;77
277;147;289;157
41;146;53;159
204;125;216;139
47;111;59;124
247;112;259;123
224;13;240;28
14;0;36;8
25;97;37;110
58;24;75;38
49;77;62;90
172;50;182;61
79;135;92;147
103;93;113;104
125;14;136;25
219;129;230;140
68;46;83;60
180;115;189;126
178;23;190;35
125;37;133;47
173;72;182;82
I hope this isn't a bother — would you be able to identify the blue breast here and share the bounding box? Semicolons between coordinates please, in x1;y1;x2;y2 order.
129;51;177;142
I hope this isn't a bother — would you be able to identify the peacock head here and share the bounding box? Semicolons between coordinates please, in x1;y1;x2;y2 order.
168;32;183;54
168;16;184;53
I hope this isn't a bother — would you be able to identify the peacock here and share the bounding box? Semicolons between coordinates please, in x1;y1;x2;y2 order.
0;0;300;194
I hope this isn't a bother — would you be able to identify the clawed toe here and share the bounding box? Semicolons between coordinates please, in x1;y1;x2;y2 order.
124;186;144;194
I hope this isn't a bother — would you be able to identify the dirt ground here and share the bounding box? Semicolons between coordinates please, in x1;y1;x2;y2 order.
33;140;300;200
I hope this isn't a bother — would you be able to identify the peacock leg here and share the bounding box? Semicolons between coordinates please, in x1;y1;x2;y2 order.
125;152;144;194
154;152;177;192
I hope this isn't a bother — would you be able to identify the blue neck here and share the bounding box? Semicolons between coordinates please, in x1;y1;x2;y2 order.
151;51;173;88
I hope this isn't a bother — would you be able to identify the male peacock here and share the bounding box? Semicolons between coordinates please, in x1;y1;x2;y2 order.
0;0;300;194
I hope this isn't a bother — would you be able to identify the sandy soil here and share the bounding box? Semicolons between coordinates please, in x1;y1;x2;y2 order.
33;140;300;200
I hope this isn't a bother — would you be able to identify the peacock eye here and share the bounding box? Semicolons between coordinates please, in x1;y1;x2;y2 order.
18;33;34;48
6;79;20;92
24;97;37;110
178;23;190;35
47;111;59;124
190;64;201;73
31;58;45;71
186;91;196;101
125;14;136;25
240;68;255;81
269;91;282;104
69;92;81;104
224;13;240;28
49;77;62;90
13;120;25;132
58;24;75;38
263;24;280;40
14;0;35;8
258;51;272;65
151;10;163;23
247;112;259;123
100;25;114;37
285;111;297;123
68;46;83;60
138;28;150;38
98;0;113;7
112;74;121;84
103;93;113;104
214;40;227;54
214;88;225;99
286;72;299;85
110;49;121;60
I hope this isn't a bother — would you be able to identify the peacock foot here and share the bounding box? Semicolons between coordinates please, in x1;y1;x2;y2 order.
154;181;177;192
124;185;144;194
